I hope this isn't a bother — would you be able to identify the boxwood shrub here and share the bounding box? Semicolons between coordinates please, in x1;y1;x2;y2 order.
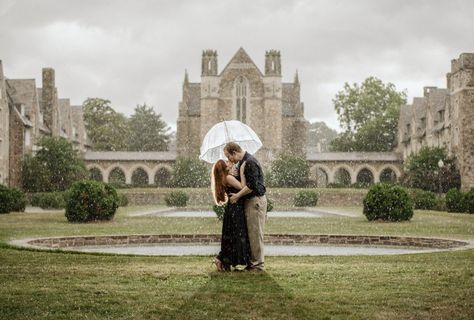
446;188;465;213
0;185;27;214
410;189;437;210
465;188;474;214
65;181;120;222
31;192;66;209
165;191;189;207
363;184;413;221
294;190;319;207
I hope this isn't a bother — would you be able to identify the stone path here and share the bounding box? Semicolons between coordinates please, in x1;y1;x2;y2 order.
72;244;435;256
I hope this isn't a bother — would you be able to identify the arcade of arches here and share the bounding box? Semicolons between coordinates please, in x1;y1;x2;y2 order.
84;151;403;188
84;152;175;186
308;152;402;187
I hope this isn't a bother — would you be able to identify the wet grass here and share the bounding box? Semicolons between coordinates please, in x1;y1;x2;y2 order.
0;206;473;319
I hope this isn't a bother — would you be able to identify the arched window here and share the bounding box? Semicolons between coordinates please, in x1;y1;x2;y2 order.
235;76;248;123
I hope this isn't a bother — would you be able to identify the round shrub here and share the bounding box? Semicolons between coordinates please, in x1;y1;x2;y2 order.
31;192;66;209
410;189;437;210
465;188;474;214
65;181;119;222
165;191;188;207
0;185;27;213
294;190;319;207
445;188;465;213
267;198;274;212
363;184;413;222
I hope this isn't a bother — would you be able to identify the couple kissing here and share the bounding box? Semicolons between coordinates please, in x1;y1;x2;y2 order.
211;142;267;272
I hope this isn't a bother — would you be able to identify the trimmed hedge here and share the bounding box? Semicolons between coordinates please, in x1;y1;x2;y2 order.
0;185;27;214
65;181;120;222
165;191;189;207
363;184;413;221
446;188;465;213
465;188;474;214
410;189;437;210
294;190;319;207
31;192;67;209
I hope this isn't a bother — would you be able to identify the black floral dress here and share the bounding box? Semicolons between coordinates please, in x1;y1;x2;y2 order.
216;184;251;268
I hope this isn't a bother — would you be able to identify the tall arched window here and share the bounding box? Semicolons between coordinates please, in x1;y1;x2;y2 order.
235;76;248;123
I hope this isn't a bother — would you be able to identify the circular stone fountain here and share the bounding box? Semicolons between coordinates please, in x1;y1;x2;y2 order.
10;234;472;256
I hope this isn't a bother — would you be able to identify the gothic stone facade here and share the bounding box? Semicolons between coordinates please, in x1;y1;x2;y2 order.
397;53;474;191
0;61;90;188
177;48;308;164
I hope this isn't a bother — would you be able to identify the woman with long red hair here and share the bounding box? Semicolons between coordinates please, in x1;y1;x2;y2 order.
212;159;251;271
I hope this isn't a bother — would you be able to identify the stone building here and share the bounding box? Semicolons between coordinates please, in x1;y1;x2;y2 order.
177;48;309;164
397;53;474;191
0;61;9;185
0;61;90;188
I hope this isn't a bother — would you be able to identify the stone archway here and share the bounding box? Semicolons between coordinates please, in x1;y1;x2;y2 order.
356;168;374;186
154;166;173;187
108;167;126;185
88;167;103;182
379;167;398;183
131;167;149;185
334;167;352;186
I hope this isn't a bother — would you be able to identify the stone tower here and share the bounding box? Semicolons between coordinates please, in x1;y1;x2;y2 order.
262;50;283;160
0;61;9;185
448;53;474;191
200;50;221;145
176;48;309;164
42;68;60;136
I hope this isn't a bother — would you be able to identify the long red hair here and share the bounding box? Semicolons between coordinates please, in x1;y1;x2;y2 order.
212;160;228;205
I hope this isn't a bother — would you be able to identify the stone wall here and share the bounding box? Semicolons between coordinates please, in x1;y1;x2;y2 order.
27;234;468;250
0;61;9;185
121;189;367;207
8;105;24;188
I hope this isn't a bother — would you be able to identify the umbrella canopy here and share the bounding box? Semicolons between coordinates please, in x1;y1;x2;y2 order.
199;120;263;163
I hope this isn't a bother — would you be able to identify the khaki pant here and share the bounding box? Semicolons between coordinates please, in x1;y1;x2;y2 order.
244;195;267;269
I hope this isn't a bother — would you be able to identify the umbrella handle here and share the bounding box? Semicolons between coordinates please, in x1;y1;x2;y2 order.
223;120;230;143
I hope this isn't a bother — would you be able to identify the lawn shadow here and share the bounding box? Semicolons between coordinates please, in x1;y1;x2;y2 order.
157;270;313;320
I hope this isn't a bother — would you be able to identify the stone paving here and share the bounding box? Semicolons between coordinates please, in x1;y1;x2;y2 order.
74;244;434;256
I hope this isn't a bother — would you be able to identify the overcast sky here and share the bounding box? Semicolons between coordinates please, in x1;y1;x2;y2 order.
1;0;473;132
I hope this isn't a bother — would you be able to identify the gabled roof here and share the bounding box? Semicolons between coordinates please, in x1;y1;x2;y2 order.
219;47;263;77
5;79;38;116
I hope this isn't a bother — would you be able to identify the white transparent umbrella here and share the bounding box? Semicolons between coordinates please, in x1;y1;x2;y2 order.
199;120;263;163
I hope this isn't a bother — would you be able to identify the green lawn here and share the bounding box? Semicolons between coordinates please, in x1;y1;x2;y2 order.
0;206;473;319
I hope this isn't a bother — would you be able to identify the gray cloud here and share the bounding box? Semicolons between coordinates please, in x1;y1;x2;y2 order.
1;0;473;131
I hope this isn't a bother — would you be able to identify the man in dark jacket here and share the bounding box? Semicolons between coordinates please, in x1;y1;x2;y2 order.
224;142;267;271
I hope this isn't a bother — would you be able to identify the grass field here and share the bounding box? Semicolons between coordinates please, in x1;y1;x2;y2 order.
1;206;473;319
